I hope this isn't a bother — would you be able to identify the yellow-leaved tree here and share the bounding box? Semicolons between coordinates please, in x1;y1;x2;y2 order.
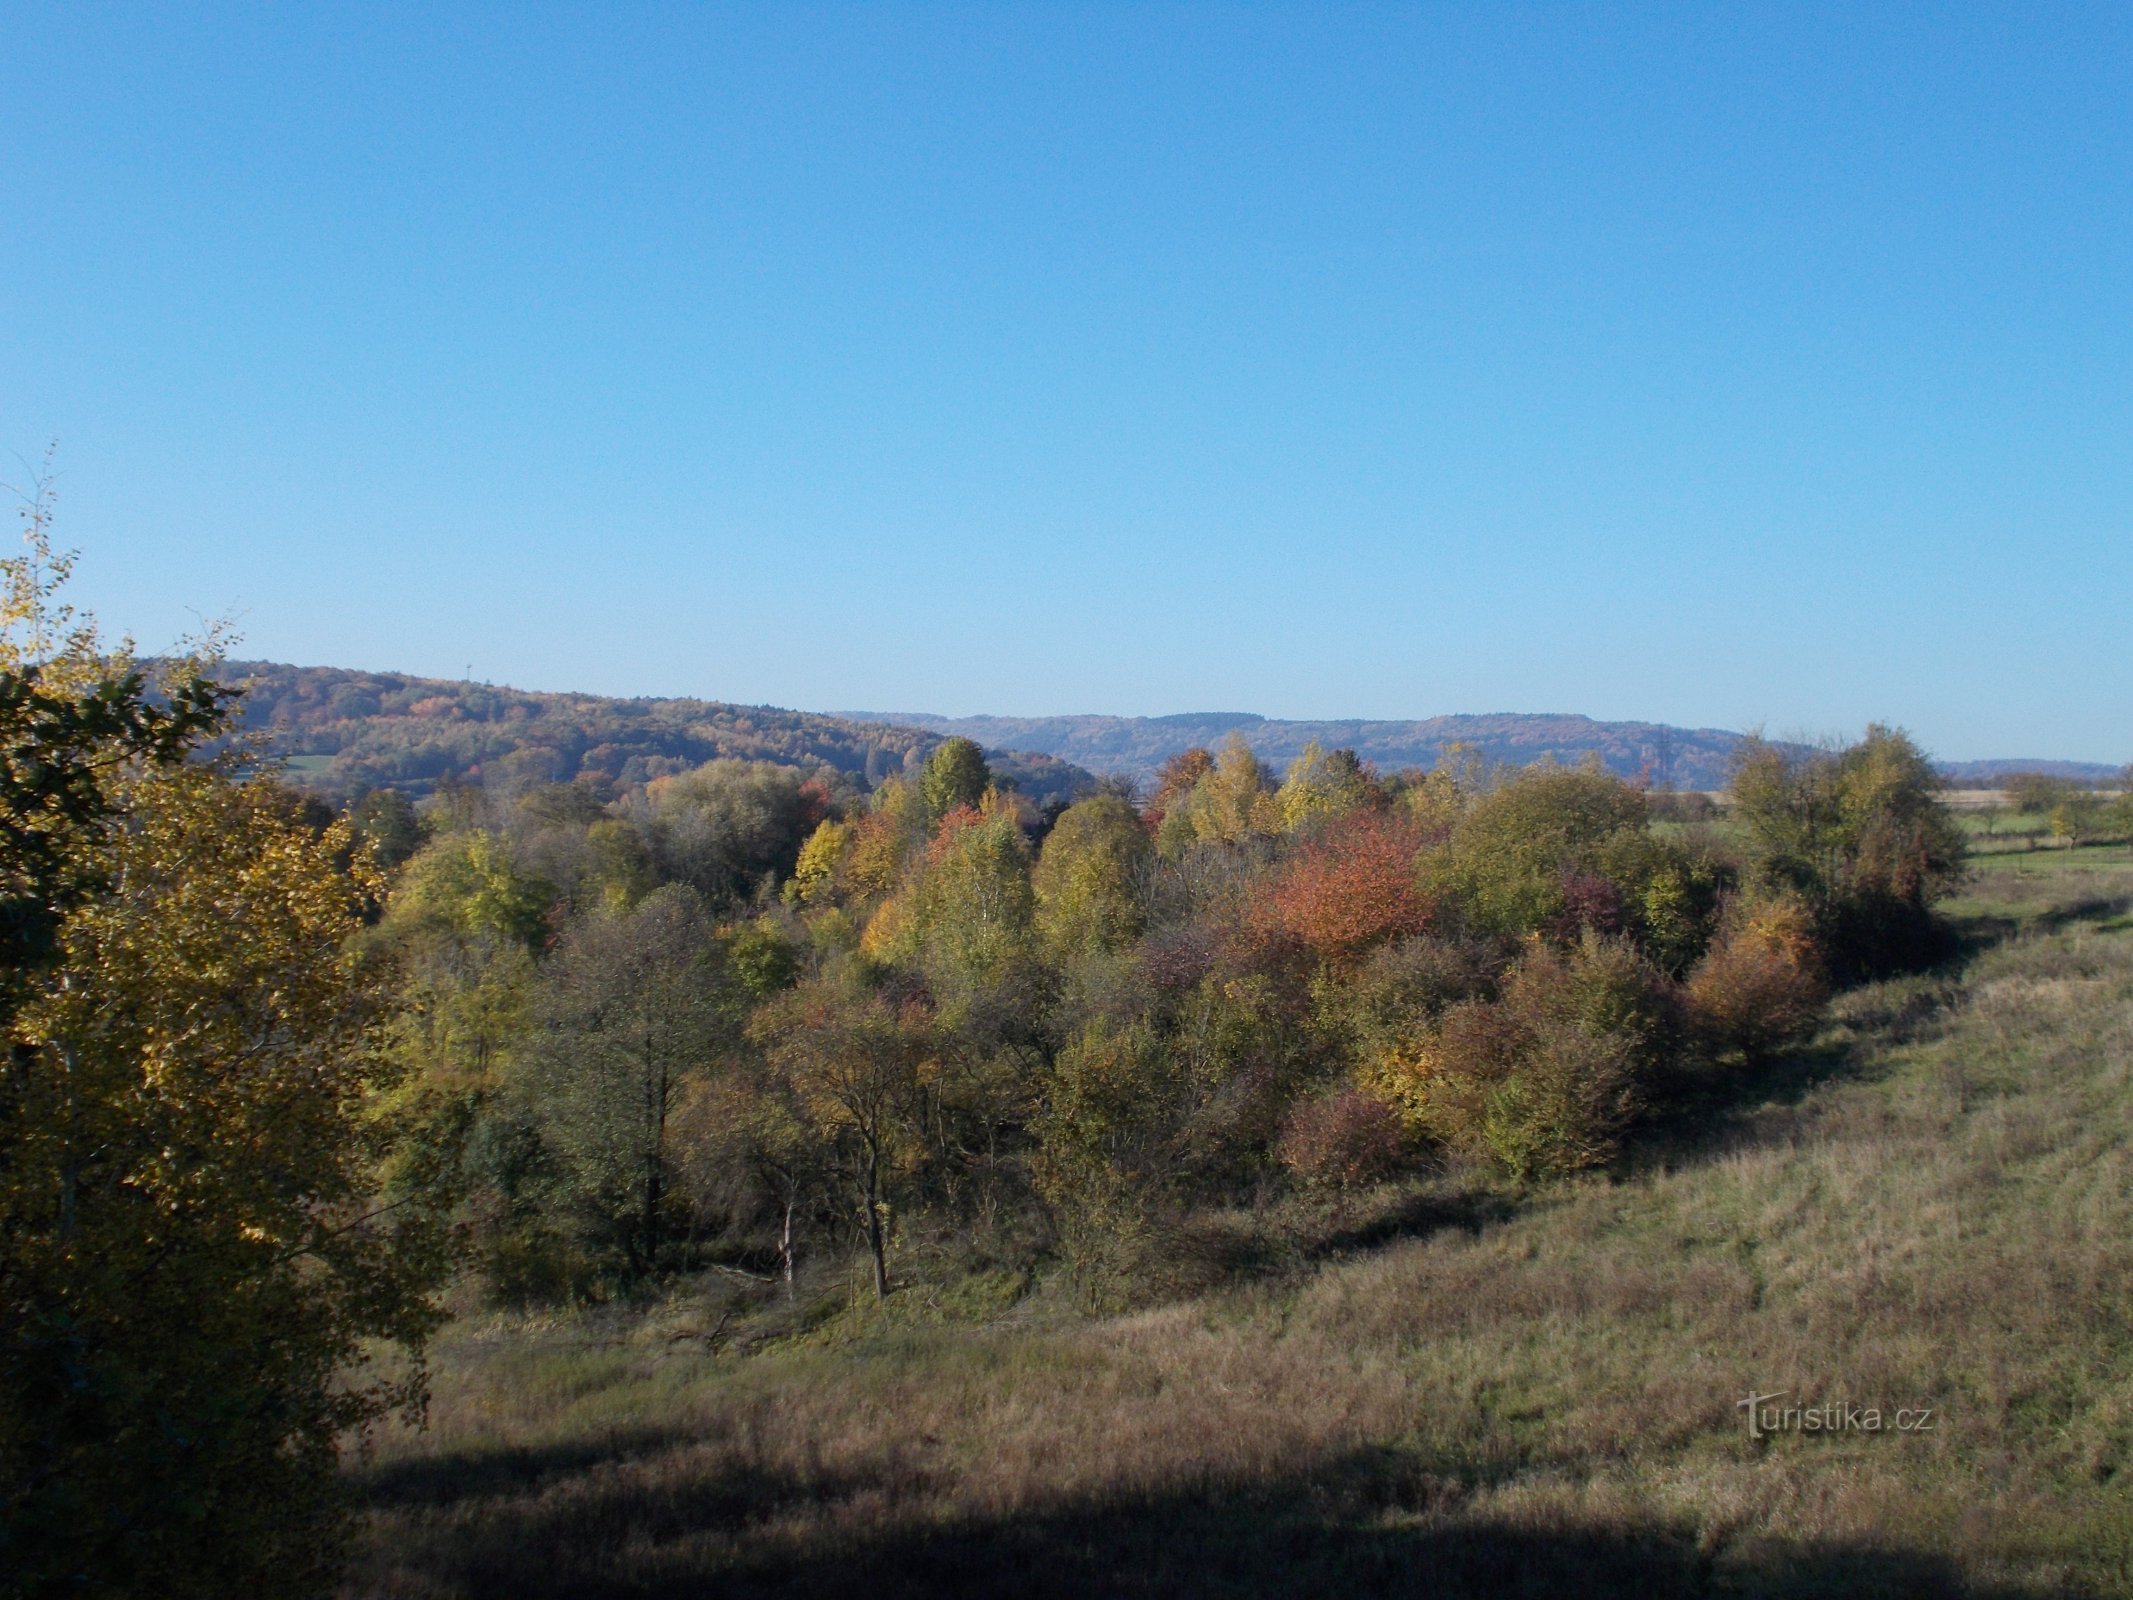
0;485;449;1598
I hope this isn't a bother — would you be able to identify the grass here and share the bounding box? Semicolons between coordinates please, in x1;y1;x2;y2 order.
341;858;2133;1598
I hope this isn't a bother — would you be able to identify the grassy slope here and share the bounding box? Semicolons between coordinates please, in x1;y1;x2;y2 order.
343;851;2133;1599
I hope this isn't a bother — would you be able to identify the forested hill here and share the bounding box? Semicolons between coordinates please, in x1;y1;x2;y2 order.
219;661;1096;804
840;709;1758;790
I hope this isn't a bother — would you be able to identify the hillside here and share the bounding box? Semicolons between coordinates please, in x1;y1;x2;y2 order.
217;661;1096;806
345;849;2133;1597
841;709;1761;789
216;664;2119;805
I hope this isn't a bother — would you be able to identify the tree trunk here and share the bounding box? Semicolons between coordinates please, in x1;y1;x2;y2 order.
862;1134;888;1301
641;1033;666;1271
779;1186;796;1303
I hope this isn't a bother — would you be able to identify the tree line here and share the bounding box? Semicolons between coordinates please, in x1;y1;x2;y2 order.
360;708;1966;1313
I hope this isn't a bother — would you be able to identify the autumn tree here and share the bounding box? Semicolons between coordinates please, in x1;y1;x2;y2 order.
1369;935;1666;1180
1145;746;1214;826
1032;791;1153;960
0;497;446;1597
1261;809;1434;971
786;815;855;905
1158;734;1277;854
864;797;1042;1040
748;969;931;1300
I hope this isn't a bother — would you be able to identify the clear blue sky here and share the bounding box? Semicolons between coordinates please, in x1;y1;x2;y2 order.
4;4;2127;761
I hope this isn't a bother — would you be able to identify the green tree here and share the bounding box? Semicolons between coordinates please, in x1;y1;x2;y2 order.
920;735;992;823
2002;771;2073;816
1730;726;1965;976
1032;792;1153;960
518;886;730;1276
1273;741;1373;830
622;758;819;908
347;786;423;869
389;828;554;954
1428;765;1648;938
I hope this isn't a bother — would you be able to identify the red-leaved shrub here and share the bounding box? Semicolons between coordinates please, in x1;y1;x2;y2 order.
1277;1087;1405;1193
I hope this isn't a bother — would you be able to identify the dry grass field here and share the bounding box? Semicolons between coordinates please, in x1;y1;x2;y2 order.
341;849;2133;1599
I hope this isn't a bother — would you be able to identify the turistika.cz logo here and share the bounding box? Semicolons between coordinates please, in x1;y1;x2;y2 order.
1738;1390;1937;1440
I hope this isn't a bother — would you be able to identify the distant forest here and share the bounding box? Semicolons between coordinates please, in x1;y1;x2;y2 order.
218;662;2117;806
844;709;1754;790
845;710;2125;791
220;661;1095;805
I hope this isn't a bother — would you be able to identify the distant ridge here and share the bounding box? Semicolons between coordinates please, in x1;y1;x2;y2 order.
840;711;2123;791
215;661;1095;805
841;710;1756;789
1938;758;2123;785
209;664;2118;803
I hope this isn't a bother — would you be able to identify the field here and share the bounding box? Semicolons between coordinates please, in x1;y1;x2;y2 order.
341;848;2133;1599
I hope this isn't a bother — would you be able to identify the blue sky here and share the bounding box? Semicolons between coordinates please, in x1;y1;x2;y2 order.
3;4;2127;760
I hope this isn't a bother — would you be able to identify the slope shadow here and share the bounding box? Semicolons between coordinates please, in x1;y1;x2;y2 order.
352;1440;2061;1600
349;1428;695;1510
1303;1188;1518;1260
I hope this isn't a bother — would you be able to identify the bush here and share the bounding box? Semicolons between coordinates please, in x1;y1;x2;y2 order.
1261;810;1435;970
1277;1087;1405;1194
1683;896;1828;1063
1380;936;1667;1180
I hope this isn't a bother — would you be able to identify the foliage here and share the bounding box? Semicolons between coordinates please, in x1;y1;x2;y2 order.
1145;746;1214;823
0;769;437;1591
620;758;824;910
389;829;554;954
1032;792;1152;960
1729;726;1966;977
1275;1086;1403;1194
1375;936;1664;1179
786;817;855;905
1158;734;1279;854
516;886;731;1276
868;799;1042;1039
348;787;424;869
1682;894;1828;1065
1272;741;1376;829
1260;809;1434;970
2002;770;2078;815
0;499;446;1598
747;970;934;1300
1428;765;1649;939
920;736;992;823
1032;1021;1187;1306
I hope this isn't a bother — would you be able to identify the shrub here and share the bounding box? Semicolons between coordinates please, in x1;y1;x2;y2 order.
1261;810;1435;970
1683;896;1828;1063
1729;726;1965;980
1277;1087;1405;1194
1379;937;1666;1181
